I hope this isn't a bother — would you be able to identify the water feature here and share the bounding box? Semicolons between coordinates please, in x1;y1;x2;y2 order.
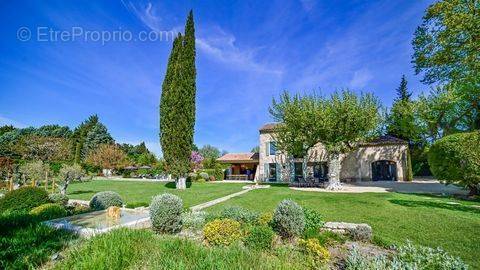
46;208;150;237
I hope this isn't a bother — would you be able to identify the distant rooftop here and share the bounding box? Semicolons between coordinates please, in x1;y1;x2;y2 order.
217;152;259;163
259;123;279;133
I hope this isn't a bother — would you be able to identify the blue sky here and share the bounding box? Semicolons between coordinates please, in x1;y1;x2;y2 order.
0;0;434;156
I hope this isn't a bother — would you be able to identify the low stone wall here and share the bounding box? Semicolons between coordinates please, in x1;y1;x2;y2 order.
322;222;373;241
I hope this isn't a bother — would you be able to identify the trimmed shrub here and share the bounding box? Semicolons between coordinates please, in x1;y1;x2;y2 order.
348;224;372;242
258;212;273;226
30;203;67;221
303;207;323;237
89;191;123;210
428;131;480;195
244;226;275;250
150;193;183;233
187;173;198;182
66;203;91;215
203;218;242;246
0;187;50;212
49;193;69;206
199;168;224;181
221;206;259;224
199;172;209;181
273;199;305;239
299;238;330;266
181;211;206;230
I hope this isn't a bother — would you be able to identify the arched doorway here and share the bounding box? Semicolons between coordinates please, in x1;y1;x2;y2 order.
371;160;397;181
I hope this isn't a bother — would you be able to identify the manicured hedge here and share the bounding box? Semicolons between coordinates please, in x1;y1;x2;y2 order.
150;193;183;233
0;187;50;212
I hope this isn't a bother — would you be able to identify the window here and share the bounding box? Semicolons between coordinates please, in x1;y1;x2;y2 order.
312;162;328;181
294;162;303;181
268;163;277;181
269;141;276;155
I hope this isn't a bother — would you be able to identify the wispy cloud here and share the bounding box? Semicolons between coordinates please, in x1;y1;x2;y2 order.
122;1;282;75
349;68;373;89
0;115;26;128
196;28;283;75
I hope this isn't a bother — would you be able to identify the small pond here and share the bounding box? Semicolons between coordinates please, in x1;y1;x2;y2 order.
46;208;150;237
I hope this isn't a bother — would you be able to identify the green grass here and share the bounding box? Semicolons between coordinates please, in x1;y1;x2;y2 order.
207;185;480;268
51;228;310;270
0;211;76;269
67;180;245;208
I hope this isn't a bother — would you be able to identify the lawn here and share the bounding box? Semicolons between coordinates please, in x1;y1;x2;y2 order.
67;180;245;208
208;185;480;268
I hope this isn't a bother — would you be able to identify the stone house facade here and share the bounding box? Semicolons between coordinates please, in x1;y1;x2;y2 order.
256;123;409;183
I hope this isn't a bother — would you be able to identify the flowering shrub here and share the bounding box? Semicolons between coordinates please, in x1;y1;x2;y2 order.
244;226;275;250
299;238;330;266
203;219;242;246
150;193;183;233
190;151;204;170
258;212;273;226
89;191;123;210
273;199;305;239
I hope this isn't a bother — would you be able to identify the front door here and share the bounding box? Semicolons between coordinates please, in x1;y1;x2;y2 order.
371;160;397;181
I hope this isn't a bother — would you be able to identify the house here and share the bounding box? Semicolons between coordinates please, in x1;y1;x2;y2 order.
218;123;409;184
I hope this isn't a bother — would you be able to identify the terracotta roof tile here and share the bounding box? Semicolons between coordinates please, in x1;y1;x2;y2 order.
217;152;259;163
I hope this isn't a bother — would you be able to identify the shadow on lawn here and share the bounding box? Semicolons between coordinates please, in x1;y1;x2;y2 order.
68;190;95;195
164;182;192;189
389;199;480;214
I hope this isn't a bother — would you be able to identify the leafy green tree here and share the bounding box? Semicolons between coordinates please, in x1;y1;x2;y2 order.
428;131;480;195
413;0;479;130
160;11;196;189
0;125;15;137
270;90;381;189
251;146;260;153
387;76;417;180
58;164;84;195
198;144;221;159
71;115;99;163
83;122;114;156
19;160;50;186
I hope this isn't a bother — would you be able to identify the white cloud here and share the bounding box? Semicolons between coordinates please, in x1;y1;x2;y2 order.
349;68;373;89
196;28;283;75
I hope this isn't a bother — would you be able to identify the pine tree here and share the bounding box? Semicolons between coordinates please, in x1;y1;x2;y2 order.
160;11;197;189
395;75;412;102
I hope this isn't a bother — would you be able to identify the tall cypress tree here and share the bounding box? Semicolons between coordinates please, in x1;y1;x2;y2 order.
160;11;196;189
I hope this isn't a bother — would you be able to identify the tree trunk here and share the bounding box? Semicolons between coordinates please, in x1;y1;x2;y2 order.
176;176;186;190
326;153;343;190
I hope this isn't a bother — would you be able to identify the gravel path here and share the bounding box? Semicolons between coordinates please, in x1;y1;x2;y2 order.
291;179;468;195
